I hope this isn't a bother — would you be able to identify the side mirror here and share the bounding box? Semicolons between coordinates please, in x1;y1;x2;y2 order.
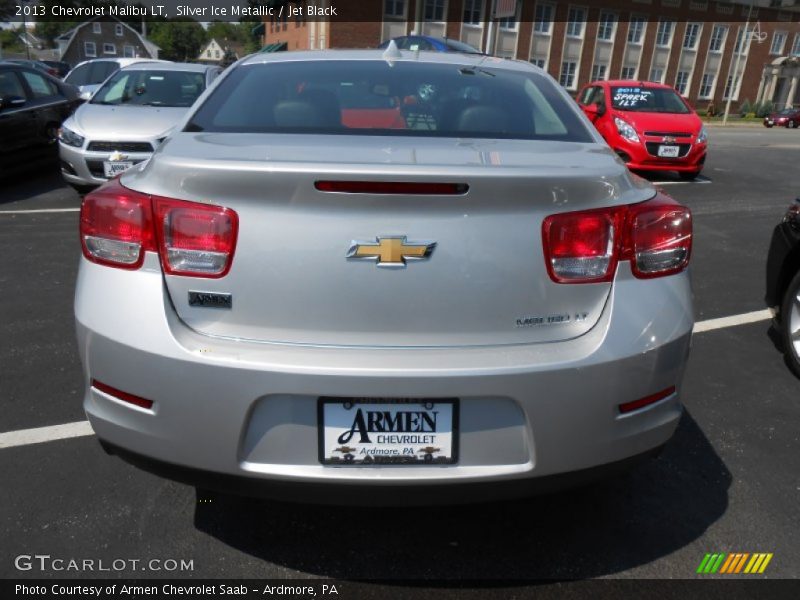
583;102;606;122
0;96;26;111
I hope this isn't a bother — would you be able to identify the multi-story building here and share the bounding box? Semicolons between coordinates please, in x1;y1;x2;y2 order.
262;0;800;110
56;17;159;66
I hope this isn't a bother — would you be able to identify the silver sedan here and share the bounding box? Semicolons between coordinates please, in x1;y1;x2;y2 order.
59;62;221;190
75;49;693;504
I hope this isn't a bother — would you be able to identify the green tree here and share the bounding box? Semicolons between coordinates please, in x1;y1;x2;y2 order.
0;27;26;55
148;19;207;62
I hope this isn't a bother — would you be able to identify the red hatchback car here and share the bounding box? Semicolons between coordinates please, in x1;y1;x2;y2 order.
577;80;708;180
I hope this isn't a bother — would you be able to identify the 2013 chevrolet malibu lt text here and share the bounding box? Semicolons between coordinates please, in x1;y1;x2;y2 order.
75;49;694;504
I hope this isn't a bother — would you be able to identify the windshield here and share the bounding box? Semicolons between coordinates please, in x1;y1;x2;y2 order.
185;60;593;142
444;39;483;54
611;86;691;114
91;69;206;107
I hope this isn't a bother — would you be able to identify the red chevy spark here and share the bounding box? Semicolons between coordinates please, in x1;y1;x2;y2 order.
577;80;708;180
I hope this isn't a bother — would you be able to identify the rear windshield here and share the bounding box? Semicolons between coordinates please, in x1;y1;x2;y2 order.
611;86;691;114
65;61;118;87
185;60;593;141
91;69;206;108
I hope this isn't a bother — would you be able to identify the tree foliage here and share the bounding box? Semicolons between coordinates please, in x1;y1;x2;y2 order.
148;19;208;62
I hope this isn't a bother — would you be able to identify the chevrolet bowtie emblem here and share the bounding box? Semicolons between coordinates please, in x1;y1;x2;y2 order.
347;236;436;268
662;136;677;144
108;150;128;161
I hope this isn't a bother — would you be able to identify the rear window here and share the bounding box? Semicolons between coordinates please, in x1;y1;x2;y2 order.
185;60;593;142
611;86;691;114
65;61;118;87
91;69;206;107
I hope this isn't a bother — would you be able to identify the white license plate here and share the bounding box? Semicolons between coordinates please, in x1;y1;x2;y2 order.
319;398;458;465
103;161;134;178
657;145;680;158
766;120;774;125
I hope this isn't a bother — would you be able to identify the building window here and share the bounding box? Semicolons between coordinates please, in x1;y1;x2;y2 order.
723;74;736;100
566;7;586;38
675;70;690;95
123;45;135;58
699;73;714;98
591;64;607;81
733;27;750;54
597;12;617;42
683;23;701;49
103;43;116;55
84;41;96;57
621;66;637;79
463;0;482;25
497;2;518;30
560;61;577;89
534;3;553;34
92;22;101;34
716;2;733;15
656;20;674;47
627;17;646;44
384;0;405;18
215;50;220;58
115;24;124;37
423;0;446;21
770;32;787;56
792;34;800;56
689;0;707;10
649;67;664;83
709;24;726;52
661;0;680;6
530;58;546;68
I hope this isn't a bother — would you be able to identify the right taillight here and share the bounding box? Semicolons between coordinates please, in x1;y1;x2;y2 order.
542;195;691;283
80;179;238;278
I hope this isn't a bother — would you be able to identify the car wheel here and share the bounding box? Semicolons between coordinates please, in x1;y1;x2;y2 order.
790;120;799;129
780;270;800;378
765;123;773;128
678;170;701;181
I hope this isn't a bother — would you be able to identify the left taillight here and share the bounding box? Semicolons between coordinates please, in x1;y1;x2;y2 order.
80;178;238;278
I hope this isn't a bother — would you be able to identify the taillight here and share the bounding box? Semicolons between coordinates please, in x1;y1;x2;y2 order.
80;179;238;278
154;198;238;278
80;180;154;269
542;195;691;283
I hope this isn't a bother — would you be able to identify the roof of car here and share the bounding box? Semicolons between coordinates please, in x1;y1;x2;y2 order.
241;49;533;72
120;62;216;73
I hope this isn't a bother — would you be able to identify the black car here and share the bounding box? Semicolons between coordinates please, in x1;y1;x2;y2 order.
0;62;82;178
41;60;72;79
5;58;59;77
766;198;800;377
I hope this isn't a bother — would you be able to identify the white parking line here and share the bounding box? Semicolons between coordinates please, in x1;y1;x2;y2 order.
0;208;80;215
0;421;94;449
0;308;776;450
692;309;772;333
651;175;713;186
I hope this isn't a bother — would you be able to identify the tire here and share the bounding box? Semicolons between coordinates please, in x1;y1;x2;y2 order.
780;270;800;378
678;170;701;181
790;120;799;129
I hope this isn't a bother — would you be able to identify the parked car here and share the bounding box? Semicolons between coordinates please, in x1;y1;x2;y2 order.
766;198;800;377
577;80;708;180
763;107;800;128
59;62;221;191
5;58;59;77
41;60;72;79
378;35;483;54
0;61;81;179
64;57;168;100
76;51;694;504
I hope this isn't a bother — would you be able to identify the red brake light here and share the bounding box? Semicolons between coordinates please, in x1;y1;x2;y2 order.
619;386;676;414
154;199;238;278
92;379;154;410
80;179;154;269
80;179;238;278
542;195;691;283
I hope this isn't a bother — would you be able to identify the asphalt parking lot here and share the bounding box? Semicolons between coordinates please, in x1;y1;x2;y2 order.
1;127;799;589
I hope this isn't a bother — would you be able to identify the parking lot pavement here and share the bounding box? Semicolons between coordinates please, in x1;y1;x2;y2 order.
1;127;799;583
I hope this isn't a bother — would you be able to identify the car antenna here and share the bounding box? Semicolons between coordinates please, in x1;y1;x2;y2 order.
383;39;402;66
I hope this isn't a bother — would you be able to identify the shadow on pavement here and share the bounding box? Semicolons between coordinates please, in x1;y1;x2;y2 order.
0;164;74;205
193;411;729;579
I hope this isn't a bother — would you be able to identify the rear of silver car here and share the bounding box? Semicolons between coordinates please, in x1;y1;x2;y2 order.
75;52;693;504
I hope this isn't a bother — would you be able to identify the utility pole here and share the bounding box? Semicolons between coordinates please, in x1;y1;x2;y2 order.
22;0;31;60
722;0;754;125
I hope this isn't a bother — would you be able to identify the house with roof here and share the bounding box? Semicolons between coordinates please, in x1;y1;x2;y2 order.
56;17;159;66
197;38;246;65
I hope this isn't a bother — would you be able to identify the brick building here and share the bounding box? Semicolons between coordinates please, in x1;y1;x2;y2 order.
262;0;800;110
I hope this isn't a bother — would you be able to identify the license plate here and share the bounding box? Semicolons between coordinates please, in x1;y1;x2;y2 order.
657;145;680;158
103;161;134;177
766;120;774;125
318;398;458;465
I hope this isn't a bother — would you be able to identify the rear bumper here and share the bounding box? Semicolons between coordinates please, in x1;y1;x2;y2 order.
76;254;693;499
